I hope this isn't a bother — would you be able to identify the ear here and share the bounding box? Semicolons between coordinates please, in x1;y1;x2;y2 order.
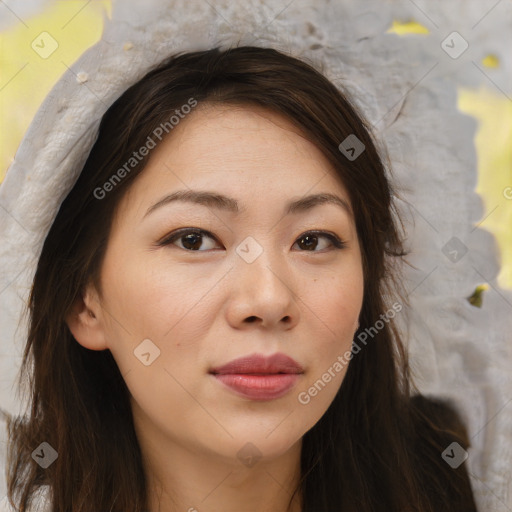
65;282;108;351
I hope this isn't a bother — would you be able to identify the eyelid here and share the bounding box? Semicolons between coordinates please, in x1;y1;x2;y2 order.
156;227;218;247
299;230;347;250
156;228;347;251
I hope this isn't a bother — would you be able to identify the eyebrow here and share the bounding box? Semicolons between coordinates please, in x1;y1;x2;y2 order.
143;189;352;219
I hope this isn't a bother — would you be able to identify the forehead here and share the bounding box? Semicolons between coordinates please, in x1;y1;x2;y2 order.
154;102;325;162
118;102;353;218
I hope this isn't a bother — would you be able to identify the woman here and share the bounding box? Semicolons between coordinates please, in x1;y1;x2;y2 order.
4;46;477;511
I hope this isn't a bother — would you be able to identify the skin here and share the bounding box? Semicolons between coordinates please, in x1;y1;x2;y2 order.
66;103;364;512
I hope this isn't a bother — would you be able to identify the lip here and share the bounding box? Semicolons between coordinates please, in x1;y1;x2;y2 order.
210;353;303;401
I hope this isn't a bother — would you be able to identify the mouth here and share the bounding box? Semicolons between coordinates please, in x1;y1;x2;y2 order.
209;353;303;401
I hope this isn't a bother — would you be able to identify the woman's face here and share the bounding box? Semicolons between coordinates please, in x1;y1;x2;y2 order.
80;103;363;468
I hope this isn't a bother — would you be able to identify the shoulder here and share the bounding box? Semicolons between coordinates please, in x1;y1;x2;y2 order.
408;394;478;511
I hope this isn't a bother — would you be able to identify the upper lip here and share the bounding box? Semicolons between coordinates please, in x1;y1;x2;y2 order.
210;353;304;375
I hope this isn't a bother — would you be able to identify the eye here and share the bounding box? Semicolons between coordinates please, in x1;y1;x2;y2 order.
158;228;221;251
157;228;346;253
292;230;346;252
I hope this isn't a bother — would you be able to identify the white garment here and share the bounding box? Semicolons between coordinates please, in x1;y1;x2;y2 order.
0;1;511;511
0;414;51;512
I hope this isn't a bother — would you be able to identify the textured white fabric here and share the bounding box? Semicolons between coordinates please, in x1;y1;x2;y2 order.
0;0;52;31
0;1;511;510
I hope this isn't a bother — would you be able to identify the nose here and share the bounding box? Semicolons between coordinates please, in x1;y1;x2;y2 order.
224;244;301;331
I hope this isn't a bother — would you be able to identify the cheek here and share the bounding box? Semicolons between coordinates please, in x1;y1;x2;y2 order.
309;263;364;340
100;246;187;334
325;281;362;333
98;247;219;378
298;263;363;404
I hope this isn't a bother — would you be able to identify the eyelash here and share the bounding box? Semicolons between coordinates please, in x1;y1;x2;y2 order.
157;228;347;252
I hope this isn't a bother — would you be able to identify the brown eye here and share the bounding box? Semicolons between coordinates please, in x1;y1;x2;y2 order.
158;229;345;253
293;231;346;252
159;229;220;251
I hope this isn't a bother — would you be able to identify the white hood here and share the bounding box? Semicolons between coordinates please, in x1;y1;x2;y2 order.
0;1;511;510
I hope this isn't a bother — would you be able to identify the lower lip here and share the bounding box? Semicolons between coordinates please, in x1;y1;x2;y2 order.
212;373;300;401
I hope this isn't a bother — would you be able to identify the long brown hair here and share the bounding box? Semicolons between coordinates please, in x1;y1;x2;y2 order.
5;46;476;511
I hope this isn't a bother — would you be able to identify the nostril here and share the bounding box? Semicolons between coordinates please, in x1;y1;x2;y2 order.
246;316;258;323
